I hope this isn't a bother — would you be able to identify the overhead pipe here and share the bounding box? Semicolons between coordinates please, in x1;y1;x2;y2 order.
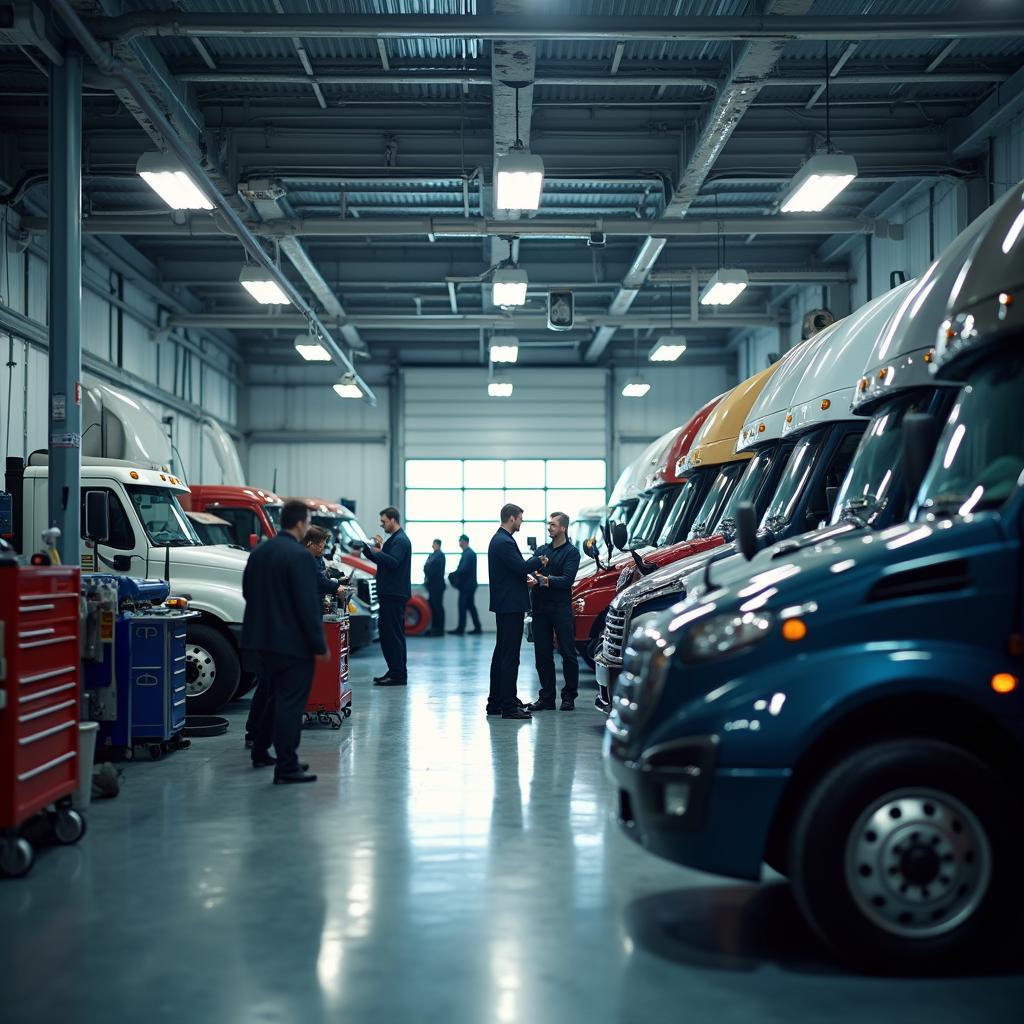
90;13;1024;44
23;213;900;240
50;0;377;405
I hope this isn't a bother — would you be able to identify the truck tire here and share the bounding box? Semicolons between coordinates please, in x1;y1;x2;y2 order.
185;623;241;715
788;739;1020;972
405;595;431;636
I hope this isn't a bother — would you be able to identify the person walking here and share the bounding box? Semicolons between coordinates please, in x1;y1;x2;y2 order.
361;506;412;686
242;499;325;784
423;539;446;637
487;503;546;720
448;534;482;635
527;513;582;712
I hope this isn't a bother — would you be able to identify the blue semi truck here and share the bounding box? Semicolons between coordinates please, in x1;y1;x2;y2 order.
605;183;1024;970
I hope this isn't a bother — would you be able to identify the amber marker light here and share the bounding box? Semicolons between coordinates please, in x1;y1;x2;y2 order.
129;471;140;479
782;619;807;642
820;399;831;411
991;673;1018;694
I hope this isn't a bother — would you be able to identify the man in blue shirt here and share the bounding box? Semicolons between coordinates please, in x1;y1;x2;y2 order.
361;506;412;686
448;534;482;635
487;503;547;719
526;512;582;712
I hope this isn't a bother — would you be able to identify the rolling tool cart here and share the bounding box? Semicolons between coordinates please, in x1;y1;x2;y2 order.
305;592;352;729
82;575;195;760
0;555;86;878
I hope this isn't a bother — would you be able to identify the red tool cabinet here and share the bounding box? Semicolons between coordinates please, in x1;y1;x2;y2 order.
0;563;87;877
305;615;352;729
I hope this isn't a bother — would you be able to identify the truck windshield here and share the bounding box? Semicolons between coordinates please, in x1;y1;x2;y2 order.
629;485;681;547
716;447;783;539
569;517;601;548
126;485;201;546
338;516;371;548
918;356;1024;517
655;470;708;546
264;504;282;531
687;463;745;539
759;428;826;533
831;392;932;527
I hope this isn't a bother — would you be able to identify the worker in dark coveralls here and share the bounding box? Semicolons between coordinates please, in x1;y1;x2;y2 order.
448;534;482;634
526;512;581;712
423;538;446;637
487;503;547;720
242;499;325;784
361;506;413;686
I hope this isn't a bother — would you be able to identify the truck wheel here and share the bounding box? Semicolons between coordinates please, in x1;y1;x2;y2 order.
404;595;431;636
185;624;241;715
788;739;1020;972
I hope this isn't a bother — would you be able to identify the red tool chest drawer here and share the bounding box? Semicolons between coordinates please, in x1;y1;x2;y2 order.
0;565;82;829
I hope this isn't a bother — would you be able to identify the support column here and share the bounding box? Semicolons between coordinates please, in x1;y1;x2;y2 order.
47;49;83;564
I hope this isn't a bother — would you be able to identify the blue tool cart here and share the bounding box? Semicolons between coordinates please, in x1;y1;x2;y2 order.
81;575;196;761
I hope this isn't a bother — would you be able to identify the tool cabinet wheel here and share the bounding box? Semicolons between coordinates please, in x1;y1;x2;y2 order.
52;808;87;845
0;837;34;877
149;744;163;761
343;707;352;718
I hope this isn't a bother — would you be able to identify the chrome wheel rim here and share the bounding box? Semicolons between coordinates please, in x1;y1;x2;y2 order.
185;644;216;697
844;788;992;940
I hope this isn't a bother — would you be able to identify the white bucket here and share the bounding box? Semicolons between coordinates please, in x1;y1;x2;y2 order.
74;721;99;810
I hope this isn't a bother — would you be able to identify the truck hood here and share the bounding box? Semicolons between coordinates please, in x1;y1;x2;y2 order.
160;544;248;573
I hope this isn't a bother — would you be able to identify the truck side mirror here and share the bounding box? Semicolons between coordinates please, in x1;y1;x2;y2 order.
582;538;596;558
736;501;759;561
902;413;943;507
84;490;110;543
249;533;259;549
611;522;629;552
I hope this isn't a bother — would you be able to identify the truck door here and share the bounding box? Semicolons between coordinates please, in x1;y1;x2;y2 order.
78;486;147;574
208;505;262;546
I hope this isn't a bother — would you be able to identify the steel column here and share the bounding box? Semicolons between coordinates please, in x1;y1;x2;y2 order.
47;48;82;565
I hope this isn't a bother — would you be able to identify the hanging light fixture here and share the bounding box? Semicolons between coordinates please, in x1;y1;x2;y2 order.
294;333;331;361
333;373;363;399
650;285;687;361
781;43;858;213
621;376;651;398
488;372;514;397
492;268;528;307
700;200;748;306
239;265;289;305
136;151;214;211
489;336;520;363
700;268;749;306
495;85;544;211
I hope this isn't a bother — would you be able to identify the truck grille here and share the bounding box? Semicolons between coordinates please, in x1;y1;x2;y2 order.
606;634;648;744
357;577;379;614
603;606;630;666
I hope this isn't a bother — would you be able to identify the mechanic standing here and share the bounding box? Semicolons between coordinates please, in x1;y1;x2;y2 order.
362;506;412;686
423;538;446;637
242;499;325;784
526;512;581;712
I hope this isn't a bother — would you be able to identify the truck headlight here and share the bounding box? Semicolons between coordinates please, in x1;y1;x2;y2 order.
686;611;774;661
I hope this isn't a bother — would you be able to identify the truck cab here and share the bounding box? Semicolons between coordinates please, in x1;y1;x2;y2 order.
599;281;918;706
605;180;1024;971
6;455;249;716
181;484;283;549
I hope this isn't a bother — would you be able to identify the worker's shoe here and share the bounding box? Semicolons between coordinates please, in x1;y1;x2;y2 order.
501;707;533;720
374;676;408;686
372;672;391;683
447;629;465;635
560;699;575;711
253;754;308;770
273;771;317;785
468;629;484;635
527;699;556;711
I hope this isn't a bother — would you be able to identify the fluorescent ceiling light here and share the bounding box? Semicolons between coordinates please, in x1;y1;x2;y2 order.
488;379;514;398
294;334;331;361
495;148;545;211
333;373;363;399
492;267;528;307
621;376;651;398
700;269;749;307
648;336;687;362
136;151;214;211
239;265;289;305
489;337;520;363
780;153;858;213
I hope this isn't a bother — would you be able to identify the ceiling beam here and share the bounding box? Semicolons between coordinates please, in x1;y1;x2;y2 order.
90;13;1024;44
33;213;900;239
950;63;1024;159
584;0;813;363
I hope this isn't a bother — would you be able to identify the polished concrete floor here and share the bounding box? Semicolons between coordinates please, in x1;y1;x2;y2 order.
2;635;1022;1023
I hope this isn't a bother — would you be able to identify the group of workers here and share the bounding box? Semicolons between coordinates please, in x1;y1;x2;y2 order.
240;499;582;784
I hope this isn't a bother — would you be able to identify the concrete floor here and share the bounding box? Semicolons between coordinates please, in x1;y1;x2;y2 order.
2;635;1022;1023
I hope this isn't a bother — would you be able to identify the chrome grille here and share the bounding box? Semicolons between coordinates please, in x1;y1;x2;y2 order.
603;606;630;666
357;577;380;613
606;633;648;743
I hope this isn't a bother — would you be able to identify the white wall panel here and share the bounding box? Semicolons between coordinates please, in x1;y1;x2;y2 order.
0;335;48;468
734;327;782;381
993;109;1024;198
